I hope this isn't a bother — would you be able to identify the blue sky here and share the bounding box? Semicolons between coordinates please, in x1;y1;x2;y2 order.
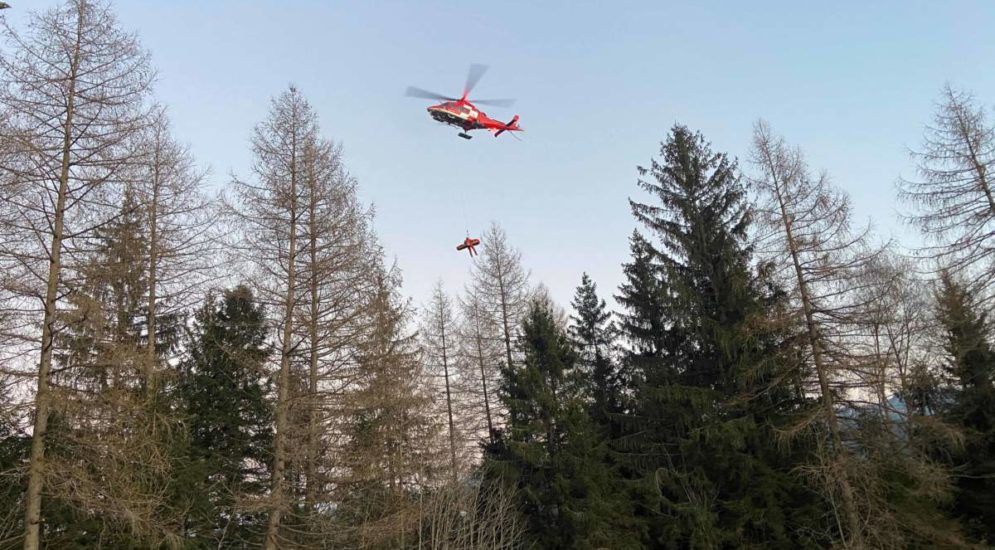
12;1;995;311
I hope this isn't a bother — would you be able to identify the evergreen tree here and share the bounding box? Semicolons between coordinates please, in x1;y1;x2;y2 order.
569;273;624;422
176;285;273;547
486;298;639;549
0;400;28;545
616;231;671;360
936;271;995;541
621;125;823;547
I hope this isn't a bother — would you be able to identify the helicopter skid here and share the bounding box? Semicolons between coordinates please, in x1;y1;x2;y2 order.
458;133;472;140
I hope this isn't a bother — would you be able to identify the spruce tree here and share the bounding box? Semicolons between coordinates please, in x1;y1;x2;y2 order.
0;400;27;544
569;273;624;423
622;125;823;547
616;231;672;360
176;285;273;547
486;297;639;549
935;272;995;541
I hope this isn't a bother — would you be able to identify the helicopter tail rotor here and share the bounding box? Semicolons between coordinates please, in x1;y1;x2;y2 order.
494;115;521;137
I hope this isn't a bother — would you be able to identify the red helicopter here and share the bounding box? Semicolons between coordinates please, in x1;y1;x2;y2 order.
406;64;523;140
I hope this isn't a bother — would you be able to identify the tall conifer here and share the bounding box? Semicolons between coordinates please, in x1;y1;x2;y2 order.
570;273;625;423
487;298;639;549
622;125;821;547
176;285;273;546
936;272;995;540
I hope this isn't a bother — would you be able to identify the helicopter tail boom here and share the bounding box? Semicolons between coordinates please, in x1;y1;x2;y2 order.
494;115;520;137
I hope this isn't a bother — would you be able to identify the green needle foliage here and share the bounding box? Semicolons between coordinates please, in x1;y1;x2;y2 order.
619;125;824;548
175;285;273;547
486;297;641;549
570;273;625;424
935;272;995;541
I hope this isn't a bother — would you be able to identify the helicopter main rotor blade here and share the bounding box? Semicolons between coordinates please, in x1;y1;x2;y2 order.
472;98;516;108
463;63;489;97
405;86;457;101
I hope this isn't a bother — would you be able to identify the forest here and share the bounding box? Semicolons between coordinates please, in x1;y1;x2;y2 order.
2;1;995;549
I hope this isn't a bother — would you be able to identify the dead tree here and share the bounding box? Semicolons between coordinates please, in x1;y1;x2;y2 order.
420;281;464;482
750;120;878;548
0;2;153;547
294;135;372;520
473;223;530;374
900;85;995;301
457;285;504;446
335;262;445;548
226;86;318;549
132;105;213;394
44;189;183;547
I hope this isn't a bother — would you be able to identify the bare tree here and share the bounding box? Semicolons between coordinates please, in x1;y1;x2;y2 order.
44;197;183;546
420;281;464;482
457;285;503;445
336;262;445;548
226;85;318;549
899;85;995;300
750;120;878;547
415;479;526;550
473;224;529;373
0;2;153;547
132;105;213;394
852;252;934;413
294;135;373;520
468;223;529;444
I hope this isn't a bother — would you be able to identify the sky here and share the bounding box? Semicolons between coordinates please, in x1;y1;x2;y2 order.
9;0;995;313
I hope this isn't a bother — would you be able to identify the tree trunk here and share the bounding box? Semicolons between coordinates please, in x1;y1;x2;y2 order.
475;329;495;443
497;271;514;372
439;314;458;482
265;140;299;550
304;157;320;515
23;19;81;549
773;176;865;549
953;100;995;215
145;152;160;396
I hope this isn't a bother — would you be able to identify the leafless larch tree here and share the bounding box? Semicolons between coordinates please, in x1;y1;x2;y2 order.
750;120;878;548
131;105;215;395
291;132;374;531
900;85;995;302
420;281;472;482
456;284;504;447
226;85;319;549
0;1;153;547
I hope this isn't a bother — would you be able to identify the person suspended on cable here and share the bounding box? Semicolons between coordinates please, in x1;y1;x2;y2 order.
457;237;480;256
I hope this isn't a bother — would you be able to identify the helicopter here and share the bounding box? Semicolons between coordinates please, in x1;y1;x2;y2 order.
405;64;523;140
